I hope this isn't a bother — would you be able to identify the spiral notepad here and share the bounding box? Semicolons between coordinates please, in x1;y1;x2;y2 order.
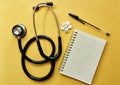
60;30;106;84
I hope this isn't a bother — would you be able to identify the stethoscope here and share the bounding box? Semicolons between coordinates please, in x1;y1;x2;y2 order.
12;2;62;81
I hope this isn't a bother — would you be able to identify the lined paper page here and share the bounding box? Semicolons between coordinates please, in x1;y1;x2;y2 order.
60;30;106;84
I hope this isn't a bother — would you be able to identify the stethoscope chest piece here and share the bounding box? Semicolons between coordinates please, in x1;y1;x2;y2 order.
12;24;27;39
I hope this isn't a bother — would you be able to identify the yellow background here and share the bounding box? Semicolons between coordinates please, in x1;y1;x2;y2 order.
0;0;120;85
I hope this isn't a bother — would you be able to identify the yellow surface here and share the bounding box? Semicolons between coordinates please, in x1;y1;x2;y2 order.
0;0;120;85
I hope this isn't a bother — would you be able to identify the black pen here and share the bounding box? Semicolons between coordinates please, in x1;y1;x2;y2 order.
68;13;110;36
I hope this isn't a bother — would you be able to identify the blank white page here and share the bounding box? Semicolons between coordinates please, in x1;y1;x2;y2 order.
60;29;106;84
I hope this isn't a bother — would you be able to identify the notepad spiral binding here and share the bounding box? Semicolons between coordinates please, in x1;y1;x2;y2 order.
59;31;78;72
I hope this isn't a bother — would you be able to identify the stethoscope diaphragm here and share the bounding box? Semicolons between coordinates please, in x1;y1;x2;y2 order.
12;24;27;39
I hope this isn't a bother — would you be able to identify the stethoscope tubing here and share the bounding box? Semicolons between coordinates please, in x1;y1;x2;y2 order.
18;35;56;81
18;35;56;64
36;36;62;61
21;56;55;81
18;35;62;81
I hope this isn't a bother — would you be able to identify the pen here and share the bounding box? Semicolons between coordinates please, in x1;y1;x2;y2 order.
68;13;110;36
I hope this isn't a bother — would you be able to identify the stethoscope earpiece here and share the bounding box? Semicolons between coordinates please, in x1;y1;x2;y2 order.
12;24;27;39
46;2;53;6
33;2;53;11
